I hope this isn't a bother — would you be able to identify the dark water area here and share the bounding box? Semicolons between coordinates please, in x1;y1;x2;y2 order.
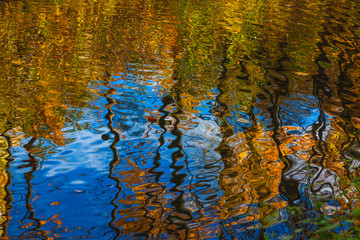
1;0;360;239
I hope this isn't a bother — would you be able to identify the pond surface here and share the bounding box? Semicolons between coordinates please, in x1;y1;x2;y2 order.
1;0;360;239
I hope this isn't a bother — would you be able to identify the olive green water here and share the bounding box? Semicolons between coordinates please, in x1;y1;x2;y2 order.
0;0;360;239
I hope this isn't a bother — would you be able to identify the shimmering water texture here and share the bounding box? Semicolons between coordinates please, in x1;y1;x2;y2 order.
1;0;360;239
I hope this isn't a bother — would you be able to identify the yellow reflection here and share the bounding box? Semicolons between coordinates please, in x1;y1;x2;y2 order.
0;137;9;236
220;126;286;222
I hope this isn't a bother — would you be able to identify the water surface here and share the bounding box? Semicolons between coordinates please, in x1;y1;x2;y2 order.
1;0;360;239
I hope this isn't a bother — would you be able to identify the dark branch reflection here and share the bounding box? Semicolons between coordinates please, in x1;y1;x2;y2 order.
103;77;123;238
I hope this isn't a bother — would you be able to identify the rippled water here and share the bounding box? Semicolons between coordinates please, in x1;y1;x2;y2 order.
1;0;360;239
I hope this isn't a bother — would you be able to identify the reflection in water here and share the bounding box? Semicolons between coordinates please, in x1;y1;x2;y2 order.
1;0;360;239
0;136;10;237
103;77;122;238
